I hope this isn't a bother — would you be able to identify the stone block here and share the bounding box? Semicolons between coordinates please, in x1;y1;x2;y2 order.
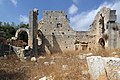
103;57;120;80
117;71;120;80
86;56;107;80
31;57;37;62
87;56;120;80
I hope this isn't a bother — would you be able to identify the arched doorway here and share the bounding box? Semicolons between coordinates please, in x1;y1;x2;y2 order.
18;31;28;44
74;40;80;51
98;38;105;48
15;28;29;47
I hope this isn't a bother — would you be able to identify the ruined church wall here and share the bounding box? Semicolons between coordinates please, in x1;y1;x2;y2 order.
40;11;76;53
38;8;120;53
89;7;120;49
41;11;75;35
42;35;76;53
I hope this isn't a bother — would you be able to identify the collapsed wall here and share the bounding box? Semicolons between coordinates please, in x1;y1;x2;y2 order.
38;7;120;53
11;7;120;55
89;7;120;49
39;11;76;53
39;10;99;53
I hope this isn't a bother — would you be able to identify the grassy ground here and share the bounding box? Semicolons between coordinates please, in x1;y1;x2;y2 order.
0;49;119;80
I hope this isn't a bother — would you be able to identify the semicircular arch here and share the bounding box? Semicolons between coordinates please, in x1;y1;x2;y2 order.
15;28;29;39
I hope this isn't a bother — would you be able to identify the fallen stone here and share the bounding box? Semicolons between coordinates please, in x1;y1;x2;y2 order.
25;46;30;50
12;46;25;59
86;56;120;80
39;76;53;80
103;57;120;80
39;76;47;80
31;57;37;62
117;71;120;80
24;57;27;60
44;62;49;65
86;56;107;80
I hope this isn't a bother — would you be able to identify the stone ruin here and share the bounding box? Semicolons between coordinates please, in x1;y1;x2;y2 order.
38;7;120;53
0;7;120;80
13;7;120;79
87;56;120;80
0;7;120;58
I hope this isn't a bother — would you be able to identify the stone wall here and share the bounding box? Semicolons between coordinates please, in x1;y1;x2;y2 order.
14;7;120;54
39;10;100;53
39;11;76;53
89;7;120;49
39;9;109;53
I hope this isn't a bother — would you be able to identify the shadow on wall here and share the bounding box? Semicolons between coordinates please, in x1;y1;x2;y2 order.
38;30;62;54
52;34;62;53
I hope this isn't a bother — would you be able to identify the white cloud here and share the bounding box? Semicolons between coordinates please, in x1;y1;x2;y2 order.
10;0;17;6
19;15;29;24
70;1;120;31
68;4;78;15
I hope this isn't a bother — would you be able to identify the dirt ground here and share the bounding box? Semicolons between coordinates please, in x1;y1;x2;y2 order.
0;49;120;80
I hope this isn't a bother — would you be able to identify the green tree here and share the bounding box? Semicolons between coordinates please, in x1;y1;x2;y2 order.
0;21;2;27
0;22;29;39
11;22;16;27
18;22;29;29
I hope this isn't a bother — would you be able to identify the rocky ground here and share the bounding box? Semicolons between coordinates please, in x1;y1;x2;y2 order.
0;49;120;80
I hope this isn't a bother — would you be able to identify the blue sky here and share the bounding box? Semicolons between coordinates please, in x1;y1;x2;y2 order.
0;0;120;31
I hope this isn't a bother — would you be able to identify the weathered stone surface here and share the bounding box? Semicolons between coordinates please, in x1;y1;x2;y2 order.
25;46;30;50
87;56;107;80
31;57;37;62
12;46;25;59
87;56;120;80
39;76;47;80
117;71;120;80
103;57;120;80
39;76;53;80
12;7;120;54
29;8;38;55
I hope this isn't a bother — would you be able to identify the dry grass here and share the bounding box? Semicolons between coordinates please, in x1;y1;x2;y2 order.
0;49;119;80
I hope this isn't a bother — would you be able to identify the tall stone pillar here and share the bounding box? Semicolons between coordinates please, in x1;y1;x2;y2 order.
28;8;38;56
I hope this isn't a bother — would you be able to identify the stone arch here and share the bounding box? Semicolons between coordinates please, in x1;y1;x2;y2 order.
38;30;43;39
98;38;105;48
15;28;30;46
15;28;29;39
